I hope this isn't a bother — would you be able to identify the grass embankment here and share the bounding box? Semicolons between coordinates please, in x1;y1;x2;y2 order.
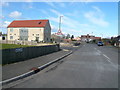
0;43;34;50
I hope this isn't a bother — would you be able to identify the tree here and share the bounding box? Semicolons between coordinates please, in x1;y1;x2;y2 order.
71;35;74;40
66;34;70;39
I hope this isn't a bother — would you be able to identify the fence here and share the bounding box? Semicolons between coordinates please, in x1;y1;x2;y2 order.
1;44;60;65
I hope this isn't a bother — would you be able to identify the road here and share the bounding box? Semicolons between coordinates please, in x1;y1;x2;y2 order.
6;43;118;88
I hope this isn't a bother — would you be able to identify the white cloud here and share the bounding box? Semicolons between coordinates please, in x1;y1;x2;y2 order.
58;2;65;7
0;15;5;19
3;21;11;27
51;24;58;31
84;6;109;27
50;9;63;16
49;8;110;37
1;0;119;2
48;9;95;36
25;0;33;2
27;2;33;9
0;21;11;28
0;2;9;7
9;11;22;19
40;10;48;15
66;10;80;17
45;2;56;8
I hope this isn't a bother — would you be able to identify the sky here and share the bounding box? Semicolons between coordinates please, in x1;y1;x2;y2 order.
1;1;118;38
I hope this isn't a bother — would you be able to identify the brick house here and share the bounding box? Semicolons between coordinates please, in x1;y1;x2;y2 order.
81;34;95;42
7;19;51;42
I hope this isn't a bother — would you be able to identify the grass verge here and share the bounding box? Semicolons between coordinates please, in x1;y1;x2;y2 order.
0;43;34;50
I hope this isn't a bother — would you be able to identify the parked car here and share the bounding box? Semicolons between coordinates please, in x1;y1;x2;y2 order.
97;41;104;46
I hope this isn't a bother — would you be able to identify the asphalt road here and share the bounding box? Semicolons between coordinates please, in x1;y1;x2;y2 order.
6;43;118;88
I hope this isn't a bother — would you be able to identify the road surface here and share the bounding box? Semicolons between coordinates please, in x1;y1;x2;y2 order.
5;43;118;88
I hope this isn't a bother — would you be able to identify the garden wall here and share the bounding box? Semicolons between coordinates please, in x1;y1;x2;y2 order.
2;44;60;65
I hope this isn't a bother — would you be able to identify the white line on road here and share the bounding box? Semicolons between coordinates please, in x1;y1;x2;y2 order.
94;48;97;50
103;54;118;69
103;54;110;60
94;47;118;69
97;50;102;54
103;54;113;64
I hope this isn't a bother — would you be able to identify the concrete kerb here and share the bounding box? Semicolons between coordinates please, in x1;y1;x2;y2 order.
1;50;73;85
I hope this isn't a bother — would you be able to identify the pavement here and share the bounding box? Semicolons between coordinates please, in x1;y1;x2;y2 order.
4;43;118;88
2;45;77;81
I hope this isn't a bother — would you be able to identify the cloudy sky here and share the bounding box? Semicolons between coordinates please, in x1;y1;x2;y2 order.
1;1;118;38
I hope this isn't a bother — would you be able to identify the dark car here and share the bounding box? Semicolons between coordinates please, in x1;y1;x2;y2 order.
97;41;104;46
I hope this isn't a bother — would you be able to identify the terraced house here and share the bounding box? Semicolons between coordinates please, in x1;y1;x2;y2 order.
7;19;51;42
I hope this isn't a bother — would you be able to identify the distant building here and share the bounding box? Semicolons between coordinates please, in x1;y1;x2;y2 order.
81;34;101;42
81;34;95;42
7;19;51;42
74;37;81;41
94;37;101;40
111;35;120;47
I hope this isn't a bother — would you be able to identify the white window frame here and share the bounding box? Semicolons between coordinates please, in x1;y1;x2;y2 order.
10;36;13;39
10;28;13;32
36;34;39;36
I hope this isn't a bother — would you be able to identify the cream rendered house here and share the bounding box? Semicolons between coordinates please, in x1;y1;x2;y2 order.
7;20;51;42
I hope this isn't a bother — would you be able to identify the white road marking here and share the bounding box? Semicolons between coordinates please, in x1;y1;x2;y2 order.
97;50;102;54
103;54;110;60
103;54;113;64
94;48;97;50
63;49;69;51
73;46;79;47
102;54;118;69
94;47;118;69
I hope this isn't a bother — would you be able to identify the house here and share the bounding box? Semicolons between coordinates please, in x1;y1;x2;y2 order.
7;19;51;42
74;36;81;41
94;37;101;40
81;34;95;42
111;35;120;47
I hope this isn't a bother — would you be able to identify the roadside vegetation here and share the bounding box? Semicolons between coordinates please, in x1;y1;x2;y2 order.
0;43;34;50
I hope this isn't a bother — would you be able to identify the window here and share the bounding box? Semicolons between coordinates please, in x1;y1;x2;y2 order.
36;34;39;36
10;36;13;39
10;28;13;32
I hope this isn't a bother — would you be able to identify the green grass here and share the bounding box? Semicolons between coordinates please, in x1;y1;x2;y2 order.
0;43;34;50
